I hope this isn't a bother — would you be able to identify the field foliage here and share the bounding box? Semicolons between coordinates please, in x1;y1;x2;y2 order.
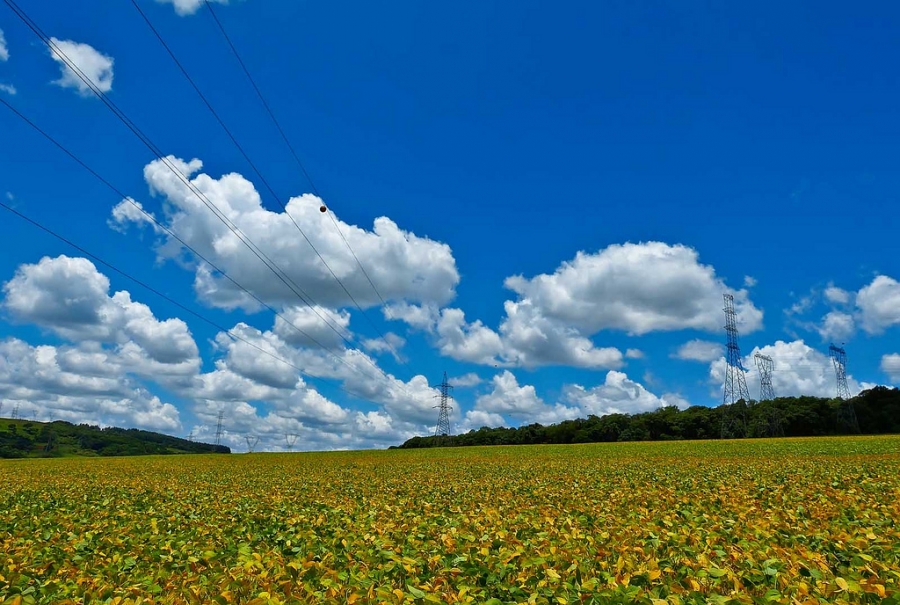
1;437;899;604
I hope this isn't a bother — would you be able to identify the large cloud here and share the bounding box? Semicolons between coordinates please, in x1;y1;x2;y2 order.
156;0;228;16
3;255;198;365
503;242;762;336
48;38;114;95
0;338;181;431
856;276;900;335
111;157;460;312
0;255;442;450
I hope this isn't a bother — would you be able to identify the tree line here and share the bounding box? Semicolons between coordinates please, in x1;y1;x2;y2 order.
394;386;900;449
0;418;230;458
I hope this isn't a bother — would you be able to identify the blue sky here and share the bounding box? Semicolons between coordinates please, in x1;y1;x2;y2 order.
1;0;899;450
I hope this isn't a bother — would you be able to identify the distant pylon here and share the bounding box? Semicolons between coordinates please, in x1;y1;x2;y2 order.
721;294;750;438
433;371;453;437
754;353;776;401
829;344;859;433
214;410;225;445
11;403;19;420
245;435;259;453
186;430;194;442
285;433;298;451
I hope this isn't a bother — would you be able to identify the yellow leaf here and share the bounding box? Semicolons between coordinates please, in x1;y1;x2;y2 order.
835;577;849;591
649;569;661;581
689;578;701;591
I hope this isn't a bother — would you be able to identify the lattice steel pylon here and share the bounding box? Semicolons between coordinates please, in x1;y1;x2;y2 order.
721;294;750;438
285;433;298;451
433;371;453;437
829;344;859;433
214;410;225;446
754;353;776;401
245;435;259;453
753;353;784;437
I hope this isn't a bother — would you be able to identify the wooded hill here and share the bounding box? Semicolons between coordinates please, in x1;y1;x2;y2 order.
0;418;230;458
395;386;900;449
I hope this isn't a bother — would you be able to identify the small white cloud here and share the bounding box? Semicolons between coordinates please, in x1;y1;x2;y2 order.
0;28;9;61
824;284;851;305
0;83;15;95
156;0;227;16
673;339;723;363
361;332;406;362
448;372;482;388
817;311;855;342
458;409;506;432
47;38;114;96
564;370;687;416
881;354;900;382
744;276;757;287
625;348;644;359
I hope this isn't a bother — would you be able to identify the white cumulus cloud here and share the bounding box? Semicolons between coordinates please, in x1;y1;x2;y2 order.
503;242;762;336
856;275;900;335
672;339;723;363
563;371;689;416
475;371;581;425
709;339;868;400
113;157;460;312
156;0;227;16
48;38;114;96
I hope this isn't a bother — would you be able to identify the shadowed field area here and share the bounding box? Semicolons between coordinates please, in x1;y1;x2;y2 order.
1;437;899;604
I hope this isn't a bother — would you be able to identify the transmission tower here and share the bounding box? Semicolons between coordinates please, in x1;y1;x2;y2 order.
214;410;225;446
0;400;4;416
433;371;453;437
186;430;194;442
754;353;776;401
245;435;259;453
11;403;19;421
829;344;859;433
752;353;784;437
721;294;750;438
285;433;298;451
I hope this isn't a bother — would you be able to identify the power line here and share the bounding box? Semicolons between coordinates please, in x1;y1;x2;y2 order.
0;94;387;389
202;0;393;314
132;0;402;363
0;0;371;363
0;197;385;407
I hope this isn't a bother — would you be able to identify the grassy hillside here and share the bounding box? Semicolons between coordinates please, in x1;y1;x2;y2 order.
0;418;230;458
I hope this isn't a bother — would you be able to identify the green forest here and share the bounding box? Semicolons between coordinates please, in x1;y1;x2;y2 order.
0;418;230;458
395;386;900;449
